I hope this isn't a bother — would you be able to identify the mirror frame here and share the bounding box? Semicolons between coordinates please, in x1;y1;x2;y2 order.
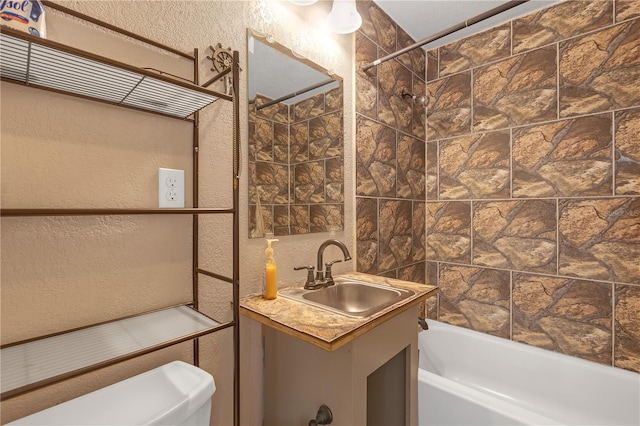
247;29;344;238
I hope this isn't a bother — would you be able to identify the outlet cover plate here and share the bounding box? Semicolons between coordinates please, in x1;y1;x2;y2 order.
158;168;185;208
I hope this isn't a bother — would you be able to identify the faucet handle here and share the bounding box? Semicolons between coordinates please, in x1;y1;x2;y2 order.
294;265;315;288
324;259;342;285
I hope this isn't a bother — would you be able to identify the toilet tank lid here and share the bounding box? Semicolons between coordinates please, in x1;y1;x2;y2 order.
8;361;216;425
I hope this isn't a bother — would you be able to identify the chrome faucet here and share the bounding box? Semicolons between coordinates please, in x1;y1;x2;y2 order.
315;239;351;286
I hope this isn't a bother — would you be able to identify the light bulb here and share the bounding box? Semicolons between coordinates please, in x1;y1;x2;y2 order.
326;0;362;34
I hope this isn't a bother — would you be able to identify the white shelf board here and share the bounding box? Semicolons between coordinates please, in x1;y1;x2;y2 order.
0;29;221;118
1;305;221;396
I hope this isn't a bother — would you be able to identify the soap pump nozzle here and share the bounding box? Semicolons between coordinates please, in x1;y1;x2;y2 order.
265;234;279;262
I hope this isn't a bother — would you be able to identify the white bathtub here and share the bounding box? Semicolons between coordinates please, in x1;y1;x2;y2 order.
418;319;640;426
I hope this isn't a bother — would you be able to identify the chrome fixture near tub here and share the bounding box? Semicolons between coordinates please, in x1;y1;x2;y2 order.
401;89;429;107
418;317;429;330
294;239;351;290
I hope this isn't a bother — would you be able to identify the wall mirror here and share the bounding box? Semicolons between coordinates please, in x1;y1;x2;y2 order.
247;29;344;238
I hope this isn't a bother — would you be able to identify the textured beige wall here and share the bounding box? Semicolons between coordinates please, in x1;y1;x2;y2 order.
0;1;354;424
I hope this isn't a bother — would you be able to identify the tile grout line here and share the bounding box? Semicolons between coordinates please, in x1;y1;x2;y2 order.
427;259;640;287
556;198;560;276
510;270;514;341
426;105;639;145
611;282;616;367
436;140;440;201
423;194;637;203
509;127;513;200
470;64;474;135
470;199;474;267
612;110;617;196
556;41;560;120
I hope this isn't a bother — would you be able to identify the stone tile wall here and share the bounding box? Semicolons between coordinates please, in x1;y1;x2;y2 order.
355;0;427;284
424;0;640;372
249;88;344;237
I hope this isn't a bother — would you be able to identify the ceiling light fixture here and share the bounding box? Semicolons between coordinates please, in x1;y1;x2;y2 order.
326;0;362;34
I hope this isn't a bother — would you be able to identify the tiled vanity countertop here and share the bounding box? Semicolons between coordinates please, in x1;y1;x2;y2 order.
239;272;438;351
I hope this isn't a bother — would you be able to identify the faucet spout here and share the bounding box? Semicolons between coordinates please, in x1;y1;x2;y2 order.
316;239;352;283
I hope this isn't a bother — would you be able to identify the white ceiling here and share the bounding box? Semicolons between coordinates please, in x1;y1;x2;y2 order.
372;0;559;50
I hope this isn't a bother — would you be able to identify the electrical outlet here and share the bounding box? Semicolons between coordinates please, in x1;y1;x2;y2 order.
158;168;185;208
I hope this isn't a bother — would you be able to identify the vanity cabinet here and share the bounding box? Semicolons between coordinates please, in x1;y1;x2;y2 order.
241;273;436;426
0;3;240;423
263;307;420;426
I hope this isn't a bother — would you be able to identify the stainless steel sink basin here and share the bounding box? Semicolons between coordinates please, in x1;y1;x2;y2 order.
280;277;415;318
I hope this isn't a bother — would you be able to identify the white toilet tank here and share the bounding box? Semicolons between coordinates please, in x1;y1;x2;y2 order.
8;361;215;425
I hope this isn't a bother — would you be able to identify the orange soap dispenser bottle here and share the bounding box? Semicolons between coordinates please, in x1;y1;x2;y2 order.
263;233;279;300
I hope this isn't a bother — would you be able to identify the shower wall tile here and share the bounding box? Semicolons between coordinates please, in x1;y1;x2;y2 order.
380;269;398;280
512;114;613;198
256;95;288;123
248;120;257;161
356;31;378;120
615;108;640;195
512;0;613;54
355;0;425;278
439;23;511;77
426;49;438;82
397;134;426;199
438;265;510;338
512;273;612;364
426;261;439;319
559;20;640;117
439;131;510;200
412;78;426;140
356;116;397;197
426;261;438;286
397;262;426;285
273;122;289;163
310;204;343;234
413;201;426;263
357;0;396;53
426;142;438;200
309;112;342;160
378;58;413;133
293;161;324;204
274;205;291;236
252;162;289;204
253;117;274;162
558;198;640;284
616;0;640;21
356;197;378;274
293;93;325;122
325;157;344;203
290;205;309;235
473;200;557;273
379;200;413;271
291;122;309;163
325;85;342;112
426;71;471;140
397;25;426;78
615;284;640;372
426;201;471;264
474;46;557;131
